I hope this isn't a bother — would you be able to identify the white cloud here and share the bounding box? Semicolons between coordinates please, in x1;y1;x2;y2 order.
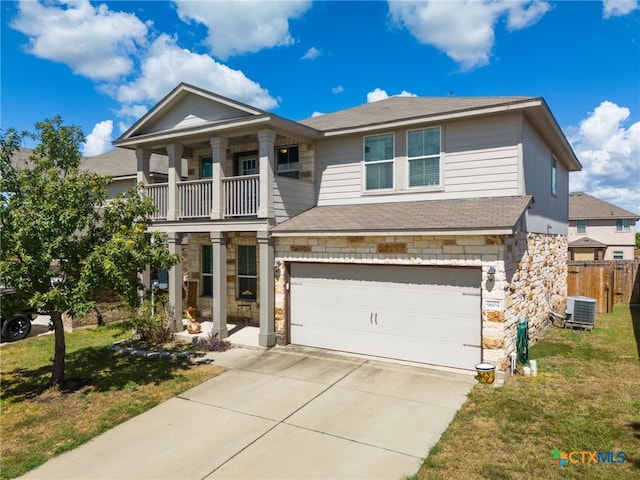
602;0;639;18
311;111;325;117
302;47;320;60
11;0;148;81
113;104;150;122
83;120;114;156
173;0;311;60
568;101;640;215
112;34;278;120
368;88;390;103
367;88;417;103
388;0;550;70
331;86;344;94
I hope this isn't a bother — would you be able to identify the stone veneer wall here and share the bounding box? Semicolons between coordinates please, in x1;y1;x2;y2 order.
274;232;568;370
494;232;567;369
184;232;260;323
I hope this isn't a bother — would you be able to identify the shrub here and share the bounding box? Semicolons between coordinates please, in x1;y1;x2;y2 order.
197;330;232;352
121;294;174;346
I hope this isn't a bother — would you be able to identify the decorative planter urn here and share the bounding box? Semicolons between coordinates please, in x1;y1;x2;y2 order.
187;322;201;334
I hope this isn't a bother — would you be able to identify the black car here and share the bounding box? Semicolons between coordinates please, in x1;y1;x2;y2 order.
1;288;38;342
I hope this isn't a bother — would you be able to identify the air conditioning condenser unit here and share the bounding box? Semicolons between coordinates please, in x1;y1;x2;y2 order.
565;296;596;330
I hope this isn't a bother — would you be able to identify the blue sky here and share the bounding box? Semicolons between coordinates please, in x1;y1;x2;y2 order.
2;0;639;215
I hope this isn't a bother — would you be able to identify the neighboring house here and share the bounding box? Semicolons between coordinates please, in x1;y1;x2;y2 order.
81;149;185;199
112;83;581;372
10;148;182;199
568;192;639;261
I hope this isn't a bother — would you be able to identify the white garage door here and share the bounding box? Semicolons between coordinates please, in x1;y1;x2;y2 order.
290;263;481;370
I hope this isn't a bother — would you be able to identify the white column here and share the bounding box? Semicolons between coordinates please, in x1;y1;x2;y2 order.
166;144;183;221
136;148;152;306
257;231;275;347
257;129;275;219
211;231;228;339
168;232;184;332
210;137;228;220
136;148;152;185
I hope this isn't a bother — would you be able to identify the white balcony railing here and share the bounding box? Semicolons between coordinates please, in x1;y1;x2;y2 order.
223;174;259;217
144;175;260;220
146;183;168;220
178;179;213;219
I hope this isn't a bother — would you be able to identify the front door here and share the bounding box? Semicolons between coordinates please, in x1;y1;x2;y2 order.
234;151;258;176
240;156;257;175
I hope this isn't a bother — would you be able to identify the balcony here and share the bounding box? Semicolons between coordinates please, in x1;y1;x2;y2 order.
145;175;260;221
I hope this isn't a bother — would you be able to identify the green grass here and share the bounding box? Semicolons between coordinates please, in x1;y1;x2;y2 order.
413;304;640;480
0;325;225;479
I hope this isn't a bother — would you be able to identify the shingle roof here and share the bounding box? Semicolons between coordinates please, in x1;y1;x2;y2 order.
80;149;180;178
569;192;639;220
271;196;532;235
9;148;32;168
568;237;606;248
298;96;533;132
11;148;180;178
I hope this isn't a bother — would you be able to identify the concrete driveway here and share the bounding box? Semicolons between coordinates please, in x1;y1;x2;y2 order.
22;347;476;480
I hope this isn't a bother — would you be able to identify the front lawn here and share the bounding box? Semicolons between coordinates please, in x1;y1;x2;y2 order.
414;304;640;480
0;325;225;479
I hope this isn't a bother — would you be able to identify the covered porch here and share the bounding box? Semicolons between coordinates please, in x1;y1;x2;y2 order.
163;230;277;348
175;319;261;349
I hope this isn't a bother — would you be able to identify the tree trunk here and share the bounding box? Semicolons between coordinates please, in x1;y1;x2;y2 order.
48;311;66;388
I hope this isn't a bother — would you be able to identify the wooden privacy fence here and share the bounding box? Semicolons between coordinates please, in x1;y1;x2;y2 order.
567;261;640;313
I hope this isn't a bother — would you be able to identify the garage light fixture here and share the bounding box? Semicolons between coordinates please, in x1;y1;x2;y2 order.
487;266;496;281
273;259;282;274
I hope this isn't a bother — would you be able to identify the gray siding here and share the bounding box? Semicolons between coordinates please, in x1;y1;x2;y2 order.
141;95;252;134
444;115;520;197
274;176;316;224
522;119;569;234
106;178;137;199
315;135;363;205
315;114;521;206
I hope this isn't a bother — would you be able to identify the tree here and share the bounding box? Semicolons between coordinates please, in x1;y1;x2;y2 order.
636;232;640;250
0;116;179;388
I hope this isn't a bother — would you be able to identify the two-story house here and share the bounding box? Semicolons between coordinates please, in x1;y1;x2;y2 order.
113;83;581;372
568;192;639;261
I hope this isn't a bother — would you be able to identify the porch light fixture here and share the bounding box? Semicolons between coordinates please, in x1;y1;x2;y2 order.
487;266;496;282
273;259;282;273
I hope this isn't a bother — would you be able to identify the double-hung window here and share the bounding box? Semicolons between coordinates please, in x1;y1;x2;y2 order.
613;251;624;260
237;245;257;301
616;219;630;232
277;146;299;178
407;127;441;187
201;155;213;179
201;244;213;296
364;134;394;190
576;220;587;234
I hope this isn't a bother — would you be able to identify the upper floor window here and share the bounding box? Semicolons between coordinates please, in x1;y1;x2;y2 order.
551;157;558;196
364;133;394;190
616;219;630;232
407;127;441;188
201;156;212;179
576;219;587;234
277;146;299;179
